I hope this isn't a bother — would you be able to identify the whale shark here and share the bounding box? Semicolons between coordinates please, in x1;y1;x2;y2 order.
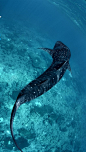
10;41;71;152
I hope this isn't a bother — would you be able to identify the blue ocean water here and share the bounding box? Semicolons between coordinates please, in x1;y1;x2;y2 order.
0;0;86;152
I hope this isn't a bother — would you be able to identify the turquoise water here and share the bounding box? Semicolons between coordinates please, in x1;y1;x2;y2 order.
0;0;86;152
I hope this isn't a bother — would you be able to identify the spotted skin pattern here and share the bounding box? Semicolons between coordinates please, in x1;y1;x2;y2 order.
10;41;71;152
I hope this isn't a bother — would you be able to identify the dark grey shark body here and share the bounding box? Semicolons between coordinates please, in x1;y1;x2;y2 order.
10;41;71;152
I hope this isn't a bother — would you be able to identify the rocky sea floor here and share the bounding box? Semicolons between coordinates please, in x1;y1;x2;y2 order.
0;19;85;152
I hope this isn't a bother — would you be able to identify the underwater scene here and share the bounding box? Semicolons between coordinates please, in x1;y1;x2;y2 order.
0;0;86;152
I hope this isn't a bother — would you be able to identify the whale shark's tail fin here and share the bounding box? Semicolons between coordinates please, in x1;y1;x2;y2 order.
10;102;23;152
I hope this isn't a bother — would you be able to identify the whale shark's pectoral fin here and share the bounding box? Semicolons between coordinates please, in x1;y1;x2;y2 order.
38;48;53;56
68;63;72;73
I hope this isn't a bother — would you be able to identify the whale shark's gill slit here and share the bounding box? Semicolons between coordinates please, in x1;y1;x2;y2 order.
10;41;71;152
54;62;65;70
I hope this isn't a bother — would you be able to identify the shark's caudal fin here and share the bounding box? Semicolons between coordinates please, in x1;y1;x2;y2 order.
10;102;23;152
